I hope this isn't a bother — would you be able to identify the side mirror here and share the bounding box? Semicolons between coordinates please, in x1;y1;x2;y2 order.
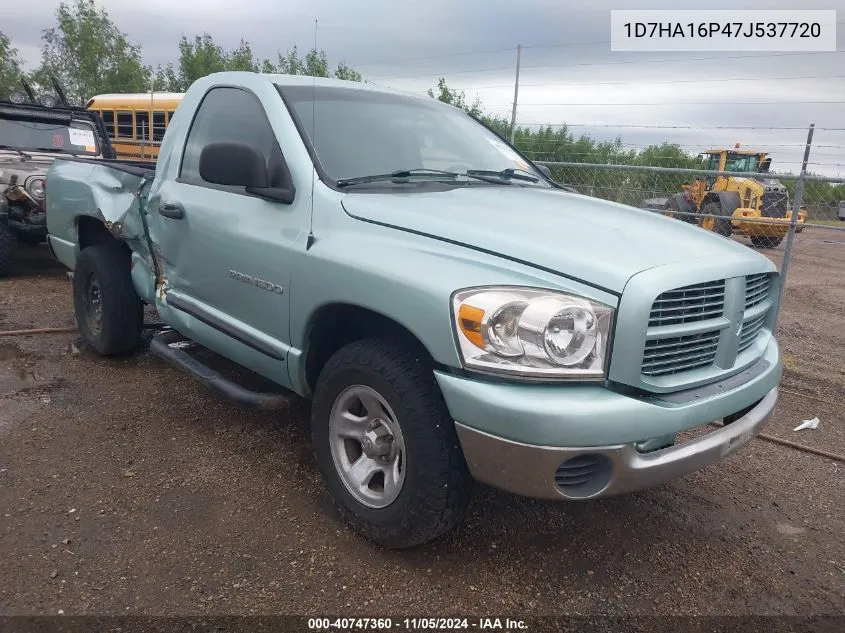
200;141;268;187
760;158;771;173
199;141;294;203
536;164;552;180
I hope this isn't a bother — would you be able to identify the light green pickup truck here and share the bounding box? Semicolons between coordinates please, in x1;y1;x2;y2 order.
45;72;781;548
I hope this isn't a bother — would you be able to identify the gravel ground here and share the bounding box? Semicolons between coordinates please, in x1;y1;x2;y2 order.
0;229;843;623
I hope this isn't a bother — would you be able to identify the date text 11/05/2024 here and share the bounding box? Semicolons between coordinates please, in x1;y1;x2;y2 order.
623;21;822;39
307;618;528;631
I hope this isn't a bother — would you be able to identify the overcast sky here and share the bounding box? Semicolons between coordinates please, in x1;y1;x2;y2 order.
6;0;845;175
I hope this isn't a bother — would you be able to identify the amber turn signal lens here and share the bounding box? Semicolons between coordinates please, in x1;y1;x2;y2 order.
458;304;485;349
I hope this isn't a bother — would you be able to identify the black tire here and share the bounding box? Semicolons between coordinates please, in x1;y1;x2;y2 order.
72;244;143;355
0;222;14;277
663;198;679;219
702;201;733;237
17;232;45;246
311;337;473;549
665;196;696;224
750;235;783;249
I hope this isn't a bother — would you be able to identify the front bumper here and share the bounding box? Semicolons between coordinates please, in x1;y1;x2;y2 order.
437;338;781;500
455;387;776;500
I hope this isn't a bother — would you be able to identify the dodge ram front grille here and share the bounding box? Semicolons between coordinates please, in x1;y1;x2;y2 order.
738;314;767;354
744;273;770;309
640;273;775;379
648;280;726;327
737;273;773;354
642;331;721;376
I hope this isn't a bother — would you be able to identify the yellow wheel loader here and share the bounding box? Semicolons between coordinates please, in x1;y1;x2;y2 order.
657;145;806;248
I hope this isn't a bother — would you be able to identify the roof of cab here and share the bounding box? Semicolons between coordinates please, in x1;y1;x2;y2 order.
265;73;427;103
194;71;426;101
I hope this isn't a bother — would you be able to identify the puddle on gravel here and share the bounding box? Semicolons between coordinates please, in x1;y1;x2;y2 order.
0;342;55;397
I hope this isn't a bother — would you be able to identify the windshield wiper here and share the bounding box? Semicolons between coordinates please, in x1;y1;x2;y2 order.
465;168;540;183
337;169;464;187
0;145;32;160
336;168;513;188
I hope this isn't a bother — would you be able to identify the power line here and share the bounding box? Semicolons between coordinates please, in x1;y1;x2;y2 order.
526;139;843;148
370;51;844;81
348;21;845;69
511;139;845;152
496;100;844;106
448;73;845;91
348;46;518;68
515;123;837;130
348;37;689;68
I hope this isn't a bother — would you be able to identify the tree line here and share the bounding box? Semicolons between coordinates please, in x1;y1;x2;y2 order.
0;0;361;104
1;0;842;209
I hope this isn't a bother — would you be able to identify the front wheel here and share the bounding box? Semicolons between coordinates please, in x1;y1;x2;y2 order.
701;201;732;237
311;338;473;549
750;235;783;249
72;244;143;355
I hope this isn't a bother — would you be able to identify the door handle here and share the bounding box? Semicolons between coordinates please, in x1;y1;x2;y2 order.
159;202;185;219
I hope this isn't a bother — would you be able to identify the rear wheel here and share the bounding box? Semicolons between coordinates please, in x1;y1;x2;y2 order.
0;222;14;277
72;243;143;355
311;337;473;549
665;196;697;224
702;201;732;237
750;235;783;249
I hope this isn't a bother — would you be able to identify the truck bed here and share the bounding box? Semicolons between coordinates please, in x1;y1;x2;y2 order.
51;155;156;177
45;157;156;273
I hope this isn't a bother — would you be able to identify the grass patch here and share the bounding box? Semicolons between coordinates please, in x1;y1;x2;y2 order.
782;352;801;373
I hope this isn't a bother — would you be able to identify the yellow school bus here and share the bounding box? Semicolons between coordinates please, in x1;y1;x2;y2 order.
85;92;184;161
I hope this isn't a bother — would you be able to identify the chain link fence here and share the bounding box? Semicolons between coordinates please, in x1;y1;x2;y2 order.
534;142;845;425
532;156;845;317
533;161;844;231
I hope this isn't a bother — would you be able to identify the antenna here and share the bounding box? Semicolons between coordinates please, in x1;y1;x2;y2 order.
20;77;36;104
50;76;70;108
306;18;317;250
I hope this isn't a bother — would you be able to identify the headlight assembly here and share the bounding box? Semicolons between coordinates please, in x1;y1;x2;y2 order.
452;287;614;379
26;177;46;200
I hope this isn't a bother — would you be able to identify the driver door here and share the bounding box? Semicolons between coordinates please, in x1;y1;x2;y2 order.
147;86;308;388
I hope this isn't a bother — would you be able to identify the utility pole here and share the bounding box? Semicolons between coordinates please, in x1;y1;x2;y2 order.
509;44;521;144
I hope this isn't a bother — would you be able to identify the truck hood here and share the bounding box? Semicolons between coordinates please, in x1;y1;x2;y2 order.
340;186;763;294
0;152;54;184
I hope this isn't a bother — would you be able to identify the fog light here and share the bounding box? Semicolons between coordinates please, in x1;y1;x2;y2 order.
554;453;613;499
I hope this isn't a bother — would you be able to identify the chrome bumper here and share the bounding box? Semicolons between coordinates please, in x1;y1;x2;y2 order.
454;386;778;500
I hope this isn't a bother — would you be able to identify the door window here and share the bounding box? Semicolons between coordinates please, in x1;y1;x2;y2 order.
179;87;287;189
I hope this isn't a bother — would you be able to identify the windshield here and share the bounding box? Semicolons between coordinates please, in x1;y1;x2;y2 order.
277;85;550;187
0;118;100;156
724;153;761;173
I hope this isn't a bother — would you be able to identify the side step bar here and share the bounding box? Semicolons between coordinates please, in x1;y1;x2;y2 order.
149;329;290;411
